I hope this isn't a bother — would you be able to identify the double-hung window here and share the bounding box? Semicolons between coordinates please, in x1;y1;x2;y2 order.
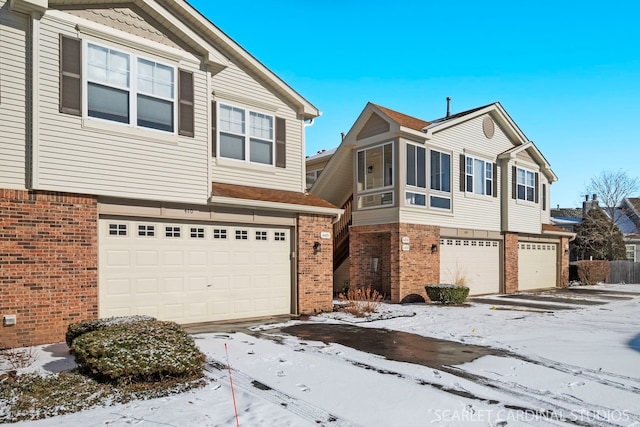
219;104;274;165
516;167;536;202
86;43;175;132
465;156;493;196
357;142;393;208
626;244;636;262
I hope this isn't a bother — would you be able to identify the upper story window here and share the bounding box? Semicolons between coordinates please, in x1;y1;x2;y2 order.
405;143;451;209
306;168;323;190
357;142;393;209
516;167;536;202
86;43;175;133
626;244;636;262
465;156;493;196
430;149;451;209
219;104;274;165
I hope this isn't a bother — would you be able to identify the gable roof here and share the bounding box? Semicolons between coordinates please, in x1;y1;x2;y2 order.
370;104;431;131
42;0;320;120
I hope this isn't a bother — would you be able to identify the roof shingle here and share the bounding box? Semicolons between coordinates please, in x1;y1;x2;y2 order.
212;182;337;209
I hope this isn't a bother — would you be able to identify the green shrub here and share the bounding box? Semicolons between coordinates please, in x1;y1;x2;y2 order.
66;315;156;347
72;320;204;383
576;260;610;286
425;284;469;305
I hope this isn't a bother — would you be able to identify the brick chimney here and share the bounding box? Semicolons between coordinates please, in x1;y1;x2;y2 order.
582;194;599;216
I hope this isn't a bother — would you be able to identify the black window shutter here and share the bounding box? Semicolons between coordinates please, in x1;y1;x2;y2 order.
59;35;81;116
459;154;466;192
211;101;217;157
512;166;517;199
534;172;540;203
275;117;286;168
178;70;194;137
542;183;547;210
492;162;498;198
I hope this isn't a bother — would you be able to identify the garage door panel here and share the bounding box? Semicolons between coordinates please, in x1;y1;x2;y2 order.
518;243;557;291
99;219;292;324
440;239;500;295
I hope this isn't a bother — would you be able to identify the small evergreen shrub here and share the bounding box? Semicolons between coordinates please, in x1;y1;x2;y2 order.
576;260;610;286
71;319;204;383
425;284;469;305
66;315;156;347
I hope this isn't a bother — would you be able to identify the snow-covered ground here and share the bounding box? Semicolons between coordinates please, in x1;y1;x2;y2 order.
5;284;640;427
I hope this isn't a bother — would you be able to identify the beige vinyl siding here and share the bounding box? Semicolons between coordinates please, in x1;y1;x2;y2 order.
35;13;209;204
398;115;513;231
211;63;304;193
0;3;27;189
503;162;543;234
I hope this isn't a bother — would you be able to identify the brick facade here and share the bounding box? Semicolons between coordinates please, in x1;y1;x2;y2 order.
297;214;334;314
350;223;439;303
559;236;570;288
503;232;519;293
0;190;98;348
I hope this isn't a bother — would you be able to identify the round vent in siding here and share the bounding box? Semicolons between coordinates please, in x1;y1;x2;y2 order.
482;116;495;139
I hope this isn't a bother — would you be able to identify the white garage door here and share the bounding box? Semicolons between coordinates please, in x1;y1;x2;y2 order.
99;218;292;324
518;242;557;291
440;239;501;295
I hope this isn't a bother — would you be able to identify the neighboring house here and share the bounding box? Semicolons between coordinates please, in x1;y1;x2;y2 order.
305;148;336;190
0;0;341;348
552;196;640;262
310;102;573;301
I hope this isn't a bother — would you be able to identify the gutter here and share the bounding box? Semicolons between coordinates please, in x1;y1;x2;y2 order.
208;195;343;224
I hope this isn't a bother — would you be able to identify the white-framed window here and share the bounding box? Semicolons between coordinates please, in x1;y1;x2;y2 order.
213;228;227;239
357;142;393;209
235;230;248;240
190;227;205;239
85;42;175;133
516;167;535;202
465;156;493;196
137;225;155;237
626;244;636;262
108;223;127;236
219;103;274;165
256;231;268;241
274;231;286;241
429;149;451;209
165;226;181;238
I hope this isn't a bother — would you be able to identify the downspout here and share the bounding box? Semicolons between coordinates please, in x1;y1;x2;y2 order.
301;117;314;191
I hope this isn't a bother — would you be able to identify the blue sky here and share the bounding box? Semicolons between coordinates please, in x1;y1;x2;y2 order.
188;1;640;208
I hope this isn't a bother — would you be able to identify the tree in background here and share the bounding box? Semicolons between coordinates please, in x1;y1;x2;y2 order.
574;208;626;260
587;170;639;225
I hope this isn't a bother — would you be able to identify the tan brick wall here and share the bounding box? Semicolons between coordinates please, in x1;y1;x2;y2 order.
0;189;98;348
503;232;518;293
297;214;334;314
350;223;439;303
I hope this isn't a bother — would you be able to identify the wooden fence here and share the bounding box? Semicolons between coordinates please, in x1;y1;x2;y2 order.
607;261;640;284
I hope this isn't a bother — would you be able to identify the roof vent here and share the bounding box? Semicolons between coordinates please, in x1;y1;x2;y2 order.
446;97;451;118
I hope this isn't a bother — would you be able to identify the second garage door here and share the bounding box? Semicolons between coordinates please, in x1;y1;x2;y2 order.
518;242;557;291
440;239;501;295
99;218;292;324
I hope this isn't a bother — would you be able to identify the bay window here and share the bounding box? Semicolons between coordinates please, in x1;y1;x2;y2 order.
357;142;393;208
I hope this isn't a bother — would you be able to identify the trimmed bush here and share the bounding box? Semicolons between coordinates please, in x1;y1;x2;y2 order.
66;315;156;347
576;260;610;286
425;284;469;305
71;319;204;383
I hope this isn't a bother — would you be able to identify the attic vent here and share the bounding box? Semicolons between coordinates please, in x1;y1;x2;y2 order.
482;116;495;139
